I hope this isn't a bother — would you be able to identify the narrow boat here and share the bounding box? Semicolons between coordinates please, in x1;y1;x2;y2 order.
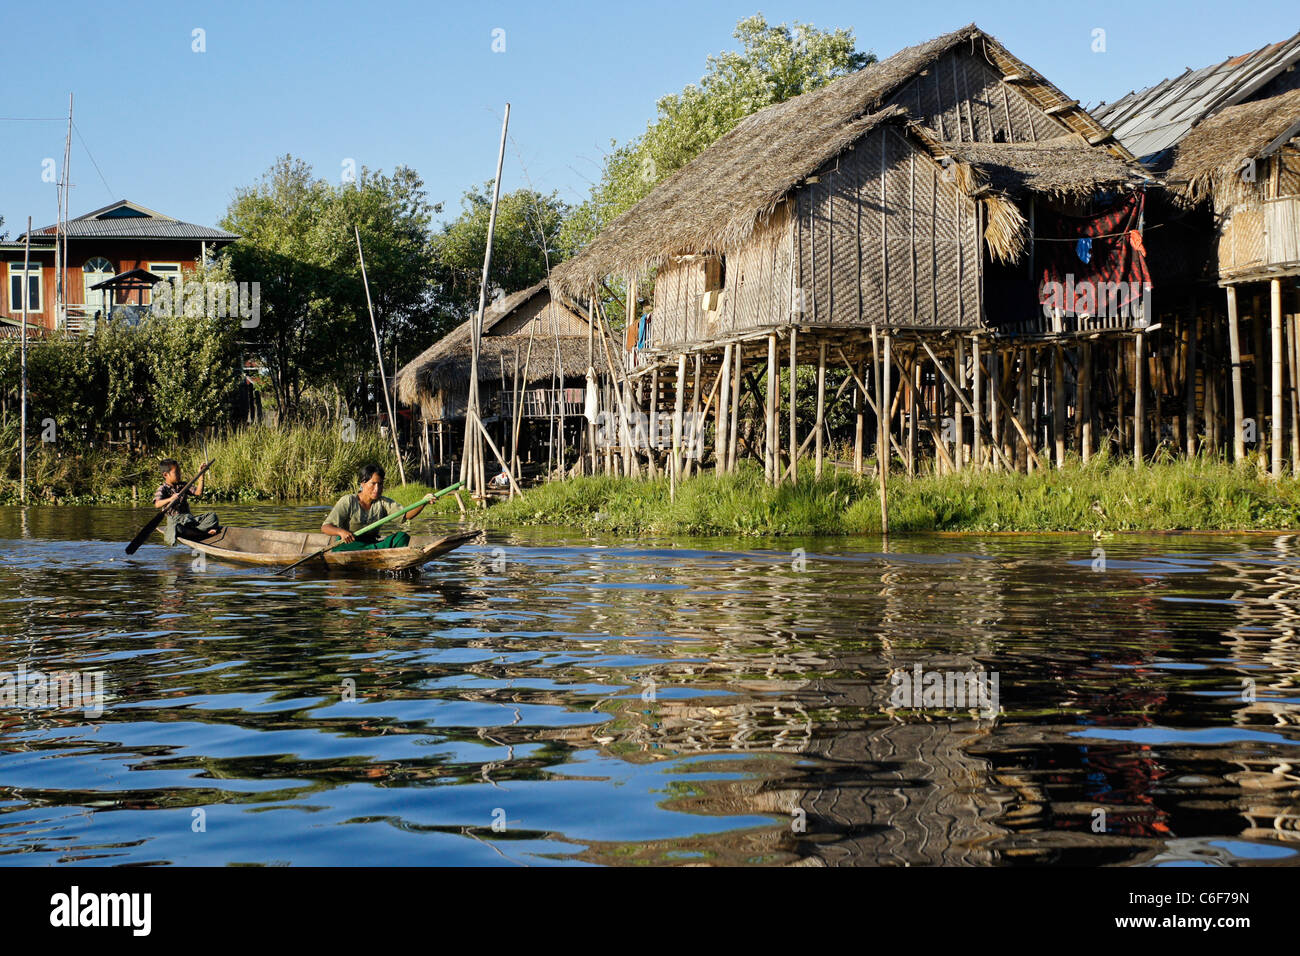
167;526;481;572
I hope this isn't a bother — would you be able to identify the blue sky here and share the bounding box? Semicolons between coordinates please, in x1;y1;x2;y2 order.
1;0;1295;236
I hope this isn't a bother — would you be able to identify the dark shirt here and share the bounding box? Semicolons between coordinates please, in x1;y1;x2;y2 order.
154;481;195;517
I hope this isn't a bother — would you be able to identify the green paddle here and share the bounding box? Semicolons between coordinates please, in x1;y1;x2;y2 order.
273;481;464;575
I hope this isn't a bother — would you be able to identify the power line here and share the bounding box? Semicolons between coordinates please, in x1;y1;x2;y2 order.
0;116;63;121
72;121;114;199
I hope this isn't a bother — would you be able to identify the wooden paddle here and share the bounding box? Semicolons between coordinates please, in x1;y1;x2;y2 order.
125;459;214;555
273;481;465;575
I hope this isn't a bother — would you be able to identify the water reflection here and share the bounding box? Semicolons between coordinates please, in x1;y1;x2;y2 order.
0;504;1297;866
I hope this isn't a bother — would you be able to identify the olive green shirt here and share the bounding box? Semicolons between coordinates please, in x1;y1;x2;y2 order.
325;493;402;543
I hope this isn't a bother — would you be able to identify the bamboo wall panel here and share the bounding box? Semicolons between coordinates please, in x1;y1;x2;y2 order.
495;295;589;337
887;48;1066;144
1265;196;1300;266
795;126;980;329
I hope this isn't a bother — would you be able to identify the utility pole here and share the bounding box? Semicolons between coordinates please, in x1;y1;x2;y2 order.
57;93;73;326
20;218;31;503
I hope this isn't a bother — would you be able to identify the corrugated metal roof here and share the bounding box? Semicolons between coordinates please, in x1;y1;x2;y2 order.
24;199;237;242
1093;30;1300;165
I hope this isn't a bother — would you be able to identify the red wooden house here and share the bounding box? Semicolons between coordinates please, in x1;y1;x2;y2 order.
1;199;237;335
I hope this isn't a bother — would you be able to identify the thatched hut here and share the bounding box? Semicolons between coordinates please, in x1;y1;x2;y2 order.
397;281;592;474
1168;87;1300;283
552;23;1152;485
1095;29;1300;474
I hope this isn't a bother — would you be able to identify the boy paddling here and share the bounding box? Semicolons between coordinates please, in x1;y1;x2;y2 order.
322;464;428;550
154;458;221;545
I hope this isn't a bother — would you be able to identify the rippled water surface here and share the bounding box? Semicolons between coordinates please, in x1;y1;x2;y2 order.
2;503;1299;866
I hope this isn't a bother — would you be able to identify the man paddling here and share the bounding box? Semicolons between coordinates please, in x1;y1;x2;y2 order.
321;464;428;550
154;458;221;545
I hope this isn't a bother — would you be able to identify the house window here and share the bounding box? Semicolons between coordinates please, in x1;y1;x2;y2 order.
7;264;42;314
148;263;181;305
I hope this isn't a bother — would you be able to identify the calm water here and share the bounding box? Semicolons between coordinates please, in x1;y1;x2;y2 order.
1;503;1298;866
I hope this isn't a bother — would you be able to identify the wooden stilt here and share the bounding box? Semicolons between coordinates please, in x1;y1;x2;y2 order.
815;341;827;478
648;366;660;479
1018;346;1033;472
1255;296;1268;469
955;337;967;470
906;356;917;477
688;352;702;479
872;326;888;536
972;337;982;469
1289;308;1299;477
730;345;742;472
672;353;686;496
717;343;732;475
1080;341;1093;464
1227;286;1245;461
854;358;865;476
1187;311;1201;458
1134;332;1145;467
765;333;777;485
1272;278;1284;478
788;328;798;483
1054;343;1066;468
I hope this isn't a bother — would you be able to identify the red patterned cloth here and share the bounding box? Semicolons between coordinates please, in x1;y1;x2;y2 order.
1038;191;1150;315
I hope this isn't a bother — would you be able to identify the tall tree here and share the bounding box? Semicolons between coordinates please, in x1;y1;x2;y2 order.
221;156;440;417
561;15;873;263
433;185;569;325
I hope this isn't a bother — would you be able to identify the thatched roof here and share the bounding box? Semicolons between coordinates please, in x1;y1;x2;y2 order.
551;23;1123;294
397;281;591;417
938;136;1152;199
1168;87;1300;203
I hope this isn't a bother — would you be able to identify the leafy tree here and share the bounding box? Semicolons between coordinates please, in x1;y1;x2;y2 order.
220;156;441;417
433;186;569;324
560;15;873;260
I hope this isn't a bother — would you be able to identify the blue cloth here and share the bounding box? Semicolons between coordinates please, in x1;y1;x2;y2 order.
636;311;650;350
1076;237;1092;264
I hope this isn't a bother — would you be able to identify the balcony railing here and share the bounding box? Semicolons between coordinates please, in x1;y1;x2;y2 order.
500;387;585;419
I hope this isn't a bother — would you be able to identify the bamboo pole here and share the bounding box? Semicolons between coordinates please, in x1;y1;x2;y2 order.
919;340;1016;472
853;358;865;476
765;333;777;485
730;344;742;472
1054;344;1066;468
1186;312;1201;458
19;219;30;504
648;366;659;479
1255;297;1268;469
460;103;511;501
1227;286;1245;461
355;225;406;485
717;343;732;475
1080;341;1093;465
814;341;826;477
688;351;702;478
955;337;967;470
871;326;888;536
977;353;1042;471
671;353;685;498
971;337;982;469
788;328;798;482
1272;278;1284;478
1289;309;1299;477
1134;332;1145;467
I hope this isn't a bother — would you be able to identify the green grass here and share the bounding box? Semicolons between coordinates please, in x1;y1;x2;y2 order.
478;453;1300;536
0;421;411;505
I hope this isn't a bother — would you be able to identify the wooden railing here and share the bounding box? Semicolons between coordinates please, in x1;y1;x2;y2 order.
500;387;585;419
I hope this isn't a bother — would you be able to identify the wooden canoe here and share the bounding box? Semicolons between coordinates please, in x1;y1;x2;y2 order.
168;526;481;572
